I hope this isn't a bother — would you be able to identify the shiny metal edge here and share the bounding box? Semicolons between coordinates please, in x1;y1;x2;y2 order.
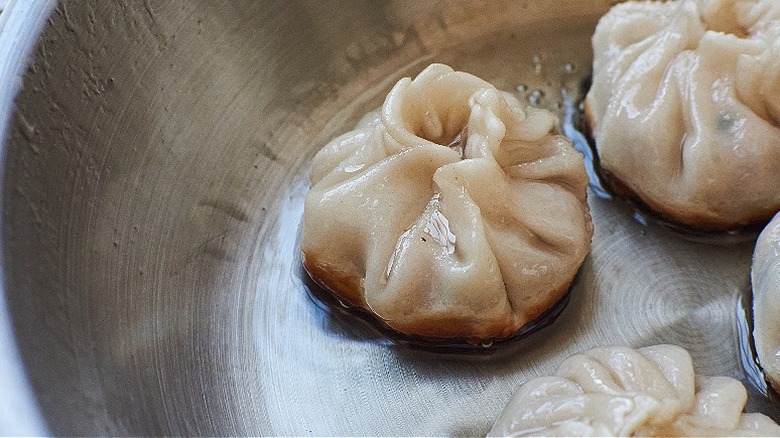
0;0;56;435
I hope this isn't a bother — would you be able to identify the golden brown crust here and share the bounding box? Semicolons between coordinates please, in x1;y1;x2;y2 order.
584;101;779;232
599;167;779;231
301;251;365;308
303;249;575;342
583;100;596;142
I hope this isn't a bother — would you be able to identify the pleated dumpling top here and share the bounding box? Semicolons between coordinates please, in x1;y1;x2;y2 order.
489;345;780;436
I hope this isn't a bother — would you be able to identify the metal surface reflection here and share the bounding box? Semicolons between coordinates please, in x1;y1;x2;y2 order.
1;0;777;435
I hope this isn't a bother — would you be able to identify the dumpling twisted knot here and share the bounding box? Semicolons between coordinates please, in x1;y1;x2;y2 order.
302;64;592;341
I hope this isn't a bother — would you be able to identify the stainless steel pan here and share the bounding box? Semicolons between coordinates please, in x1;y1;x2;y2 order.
1;0;777;435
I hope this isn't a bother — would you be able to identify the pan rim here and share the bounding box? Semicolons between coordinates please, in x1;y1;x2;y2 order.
0;0;56;435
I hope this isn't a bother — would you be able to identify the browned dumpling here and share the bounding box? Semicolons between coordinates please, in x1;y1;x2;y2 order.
752;211;780;392
587;0;780;230
302;64;592;342
489;345;780;437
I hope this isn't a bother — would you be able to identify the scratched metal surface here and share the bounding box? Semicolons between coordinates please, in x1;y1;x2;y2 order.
1;0;777;435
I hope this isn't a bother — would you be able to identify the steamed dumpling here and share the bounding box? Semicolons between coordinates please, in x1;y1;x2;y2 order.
302;64;592;342
586;0;780;230
752;211;780;392
489;345;780;437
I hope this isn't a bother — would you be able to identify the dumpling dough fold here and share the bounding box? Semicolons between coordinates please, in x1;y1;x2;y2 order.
302;64;592;341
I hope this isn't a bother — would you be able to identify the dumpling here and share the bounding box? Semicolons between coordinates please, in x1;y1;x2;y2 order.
752;211;780;393
586;0;780;230
488;345;780;437
301;64;593;342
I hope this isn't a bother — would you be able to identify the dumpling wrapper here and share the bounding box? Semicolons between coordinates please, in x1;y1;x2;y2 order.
302;64;592;341
752;211;780;393
586;0;780;230
488;345;780;437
